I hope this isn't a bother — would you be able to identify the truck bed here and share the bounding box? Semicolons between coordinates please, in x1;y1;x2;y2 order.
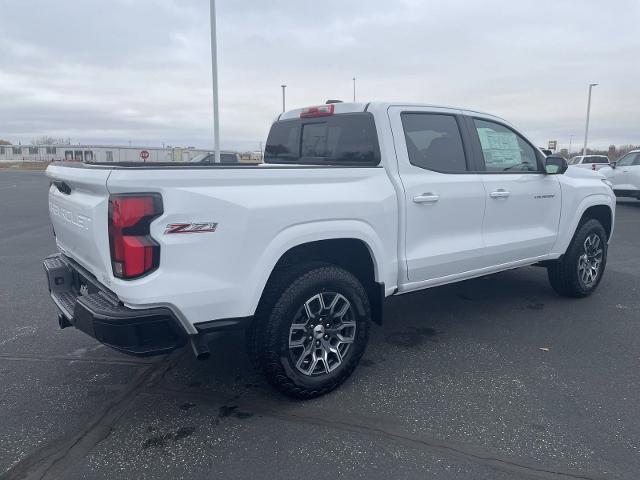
58;161;375;170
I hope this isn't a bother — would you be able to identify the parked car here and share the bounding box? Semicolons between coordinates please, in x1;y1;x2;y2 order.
568;155;610;171
190;151;240;164
44;102;615;398
601;150;640;200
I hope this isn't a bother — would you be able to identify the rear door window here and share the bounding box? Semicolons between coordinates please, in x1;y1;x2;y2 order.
400;113;468;173
265;113;380;165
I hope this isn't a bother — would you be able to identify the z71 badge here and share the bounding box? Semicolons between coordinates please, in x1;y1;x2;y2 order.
164;222;218;234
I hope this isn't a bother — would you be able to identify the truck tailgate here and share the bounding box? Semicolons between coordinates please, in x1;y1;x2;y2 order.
46;164;112;281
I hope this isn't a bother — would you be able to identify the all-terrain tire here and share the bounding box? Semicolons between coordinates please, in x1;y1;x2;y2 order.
249;263;370;399
547;219;608;298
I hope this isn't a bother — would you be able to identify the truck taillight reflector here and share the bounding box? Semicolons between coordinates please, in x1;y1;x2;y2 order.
108;194;162;279
300;104;335;118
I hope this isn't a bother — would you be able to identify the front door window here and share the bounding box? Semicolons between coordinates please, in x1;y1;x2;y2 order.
474;119;540;172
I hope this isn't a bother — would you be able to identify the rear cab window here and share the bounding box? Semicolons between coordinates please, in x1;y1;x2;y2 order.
584;156;609;164
265;113;380;166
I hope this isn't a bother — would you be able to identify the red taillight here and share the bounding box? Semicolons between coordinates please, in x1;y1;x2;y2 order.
300;104;335;118
108;194;162;279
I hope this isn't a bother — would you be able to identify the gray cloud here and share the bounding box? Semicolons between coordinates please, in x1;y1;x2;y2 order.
1;0;638;151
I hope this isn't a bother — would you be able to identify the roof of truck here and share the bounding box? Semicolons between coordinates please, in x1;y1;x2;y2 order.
277;102;504;121
278;101;509;124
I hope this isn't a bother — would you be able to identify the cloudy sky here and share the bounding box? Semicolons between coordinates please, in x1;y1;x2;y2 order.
1;0;638;151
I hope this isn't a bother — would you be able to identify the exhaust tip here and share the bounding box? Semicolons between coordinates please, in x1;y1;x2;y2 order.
196;351;211;361
58;314;72;329
190;336;211;361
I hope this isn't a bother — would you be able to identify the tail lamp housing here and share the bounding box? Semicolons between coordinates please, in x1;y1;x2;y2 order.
300;104;335;118
108;194;163;279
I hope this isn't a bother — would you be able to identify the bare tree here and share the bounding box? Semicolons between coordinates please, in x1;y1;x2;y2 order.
31;136;56;145
31;136;71;146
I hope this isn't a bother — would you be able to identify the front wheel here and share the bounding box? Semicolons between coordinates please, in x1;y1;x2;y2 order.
547;219;608;298
253;264;370;399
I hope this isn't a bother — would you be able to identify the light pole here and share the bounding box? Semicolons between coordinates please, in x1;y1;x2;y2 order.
582;83;598;157
353;77;356;102
281;84;287;113
209;0;221;163
568;134;573;156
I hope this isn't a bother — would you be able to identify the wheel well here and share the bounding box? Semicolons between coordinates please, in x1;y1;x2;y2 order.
262;239;384;325
580;205;612;239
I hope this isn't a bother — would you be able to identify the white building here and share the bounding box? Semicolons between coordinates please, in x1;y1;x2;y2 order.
0;144;210;163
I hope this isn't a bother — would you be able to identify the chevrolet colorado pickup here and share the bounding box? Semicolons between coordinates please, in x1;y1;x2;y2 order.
44;102;616;398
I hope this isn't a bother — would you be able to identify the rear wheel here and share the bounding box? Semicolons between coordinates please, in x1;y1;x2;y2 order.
547;219;607;297
251;264;370;399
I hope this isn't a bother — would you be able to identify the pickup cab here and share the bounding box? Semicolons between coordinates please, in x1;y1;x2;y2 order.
44;102;616;398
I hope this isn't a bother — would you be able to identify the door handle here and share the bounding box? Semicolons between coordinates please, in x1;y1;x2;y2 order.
413;193;440;204
489;189;510;199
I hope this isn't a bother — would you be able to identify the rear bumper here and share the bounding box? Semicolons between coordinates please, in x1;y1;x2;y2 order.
43;254;188;356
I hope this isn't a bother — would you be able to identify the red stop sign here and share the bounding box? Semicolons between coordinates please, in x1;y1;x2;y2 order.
140;150;150;161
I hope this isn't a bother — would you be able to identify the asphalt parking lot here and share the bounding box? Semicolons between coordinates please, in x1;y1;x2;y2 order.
1;169;639;480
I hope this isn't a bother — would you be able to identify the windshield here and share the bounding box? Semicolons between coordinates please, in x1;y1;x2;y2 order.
189;153;238;163
190;153;211;163
617;152;640;167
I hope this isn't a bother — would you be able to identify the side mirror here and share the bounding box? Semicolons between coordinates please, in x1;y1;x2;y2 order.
610;162;617;169
544;155;568;175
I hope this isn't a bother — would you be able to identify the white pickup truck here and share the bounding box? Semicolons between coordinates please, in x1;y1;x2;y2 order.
567;154;611;171
44;102;616;398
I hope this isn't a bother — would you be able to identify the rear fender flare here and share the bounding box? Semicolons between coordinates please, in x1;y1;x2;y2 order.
245;220;390;316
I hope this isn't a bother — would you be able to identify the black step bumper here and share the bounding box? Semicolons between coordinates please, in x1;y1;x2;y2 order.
43;254;187;357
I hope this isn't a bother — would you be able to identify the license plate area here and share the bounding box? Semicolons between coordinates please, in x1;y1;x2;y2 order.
70;269;100;297
44;254;120;320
